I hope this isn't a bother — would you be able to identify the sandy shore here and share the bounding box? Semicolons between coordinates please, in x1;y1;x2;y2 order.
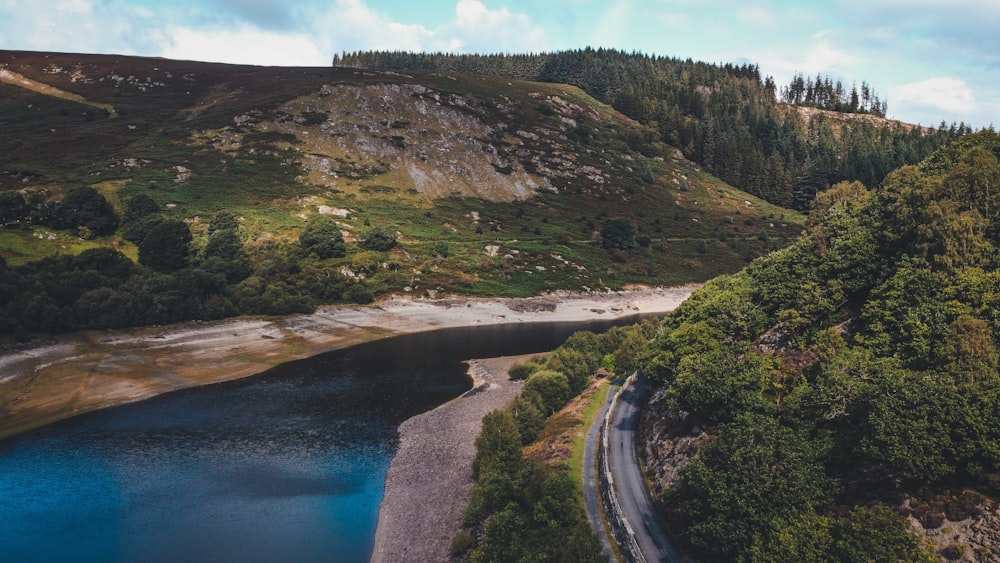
0;286;695;438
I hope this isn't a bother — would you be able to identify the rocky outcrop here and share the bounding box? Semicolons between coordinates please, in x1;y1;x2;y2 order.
639;386;713;499
904;492;1000;561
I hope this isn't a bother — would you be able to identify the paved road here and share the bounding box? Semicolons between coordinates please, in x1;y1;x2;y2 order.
582;382;616;558
607;374;685;562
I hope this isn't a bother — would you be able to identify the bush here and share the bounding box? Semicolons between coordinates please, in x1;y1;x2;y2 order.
522;370;571;416
359;226;397;251
508;362;537;381
345;283;373;304
449;530;474;557
600;218;636;250
50;186;118;236
299;216;346;259
138;219;192;273
433;241;450;258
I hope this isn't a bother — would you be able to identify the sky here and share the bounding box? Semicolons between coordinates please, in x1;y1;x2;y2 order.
0;0;997;129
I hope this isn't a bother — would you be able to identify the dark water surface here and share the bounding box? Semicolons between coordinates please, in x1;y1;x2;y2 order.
0;319;636;563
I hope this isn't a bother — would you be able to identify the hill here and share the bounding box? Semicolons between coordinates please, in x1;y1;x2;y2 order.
0;50;801;337
334;48;969;210
638;130;1000;561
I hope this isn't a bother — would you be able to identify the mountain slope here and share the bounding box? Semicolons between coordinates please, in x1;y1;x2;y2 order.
0;50;802;336
334;49;967;210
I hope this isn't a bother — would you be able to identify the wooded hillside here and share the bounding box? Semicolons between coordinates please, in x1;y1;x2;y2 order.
640;130;1000;561
335;48;971;210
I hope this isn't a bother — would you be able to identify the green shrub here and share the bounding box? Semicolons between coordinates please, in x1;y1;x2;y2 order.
359;226;397;251
508;362;536;380
299;216;346;259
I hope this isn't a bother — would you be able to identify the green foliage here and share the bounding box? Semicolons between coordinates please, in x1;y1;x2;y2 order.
0;244;243;334
943;314;999;383
510;394;546;444
123;213;164;244
344;282;373;304
507;361;536;381
600;217;636;250
433;241;450;258
208;211;239;234
449;530;474;558
745;506;935;563
123;194;160;223
675;413;836;557
645;319;722;382
231;276;315;316
138;219;193;273
359;226;397;251
744;509;834;563
643;132;1000;559
829;505;936;563
673;346;775;423
458;326;640;562
541;347;593;395
472;409;523;481
859;260;965;368
0;191;27;226
521;369;571;416
203;227;251;283
49;186;118;236
299;216;346;259
780;73;887;116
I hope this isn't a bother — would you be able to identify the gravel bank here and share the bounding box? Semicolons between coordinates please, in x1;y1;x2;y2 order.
370;354;532;562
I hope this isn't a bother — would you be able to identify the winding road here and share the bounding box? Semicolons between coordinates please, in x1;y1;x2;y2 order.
585;374;685;562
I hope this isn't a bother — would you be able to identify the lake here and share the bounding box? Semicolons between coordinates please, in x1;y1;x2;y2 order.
0;318;637;562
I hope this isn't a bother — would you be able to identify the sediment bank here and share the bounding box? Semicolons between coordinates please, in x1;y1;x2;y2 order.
370;354;532;563
0;286;694;438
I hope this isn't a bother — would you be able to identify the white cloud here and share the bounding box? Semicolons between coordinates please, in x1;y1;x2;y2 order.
892;76;976;114
0;0;165;55
56;0;92;14
441;0;548;53
163;26;329;66
740;31;857;89
312;0;435;54
737;6;774;27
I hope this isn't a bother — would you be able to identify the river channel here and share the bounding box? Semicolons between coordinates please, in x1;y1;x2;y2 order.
0;318;636;562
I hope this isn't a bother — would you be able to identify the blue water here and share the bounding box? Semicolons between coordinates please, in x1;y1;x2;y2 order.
0;319;637;562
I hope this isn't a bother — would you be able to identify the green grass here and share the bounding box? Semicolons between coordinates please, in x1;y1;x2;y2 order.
0;229;135;265
0;51;805;297
568;380;613;488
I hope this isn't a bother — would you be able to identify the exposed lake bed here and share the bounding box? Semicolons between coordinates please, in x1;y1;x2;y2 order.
0;286;696;439
0;286;695;562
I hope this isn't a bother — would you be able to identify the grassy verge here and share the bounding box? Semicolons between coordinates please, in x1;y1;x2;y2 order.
569;378;612;487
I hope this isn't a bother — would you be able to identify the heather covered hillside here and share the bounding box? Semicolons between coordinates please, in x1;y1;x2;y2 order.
335;48;970;210
0;50;801;337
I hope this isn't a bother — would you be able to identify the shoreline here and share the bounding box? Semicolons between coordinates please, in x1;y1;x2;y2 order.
371;354;534;563
0;285;696;439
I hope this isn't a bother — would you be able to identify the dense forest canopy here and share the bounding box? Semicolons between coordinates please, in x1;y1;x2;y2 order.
638;130;1000;561
334;48;972;210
